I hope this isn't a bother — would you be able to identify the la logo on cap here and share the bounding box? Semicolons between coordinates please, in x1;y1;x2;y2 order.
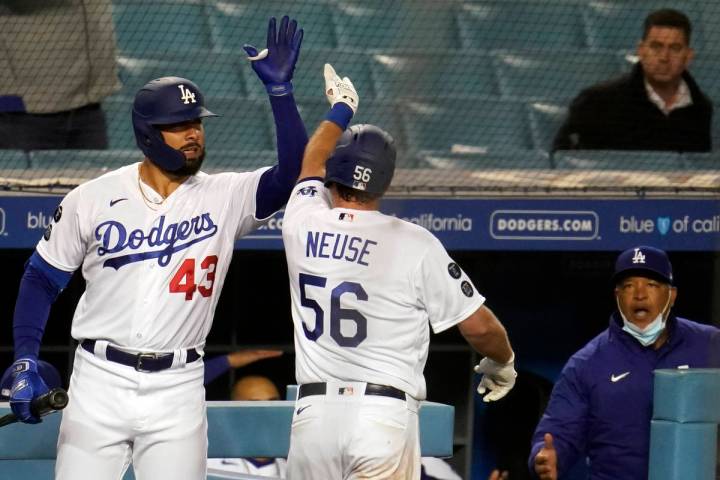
631;248;646;264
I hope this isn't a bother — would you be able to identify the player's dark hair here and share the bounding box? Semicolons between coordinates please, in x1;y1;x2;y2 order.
643;9;692;44
333;183;382;204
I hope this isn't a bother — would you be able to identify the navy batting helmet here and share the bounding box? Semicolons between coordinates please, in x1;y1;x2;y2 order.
132;76;217;172
324;124;396;195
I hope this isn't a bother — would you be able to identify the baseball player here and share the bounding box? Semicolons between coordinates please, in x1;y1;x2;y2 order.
7;16;306;480
280;64;518;479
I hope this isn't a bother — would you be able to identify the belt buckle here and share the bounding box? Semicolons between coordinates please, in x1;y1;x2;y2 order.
135;353;157;372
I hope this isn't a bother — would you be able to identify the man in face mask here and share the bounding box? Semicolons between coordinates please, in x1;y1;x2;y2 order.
529;245;720;480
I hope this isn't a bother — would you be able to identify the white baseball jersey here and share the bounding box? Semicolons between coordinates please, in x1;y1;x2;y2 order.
36;162;269;351
282;179;485;400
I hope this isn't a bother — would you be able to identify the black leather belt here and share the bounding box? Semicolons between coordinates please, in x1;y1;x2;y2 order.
81;339;201;372
298;382;406;401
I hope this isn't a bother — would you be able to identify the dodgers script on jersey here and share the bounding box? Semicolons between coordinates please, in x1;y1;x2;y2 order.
36;163;269;351
282;179;485;400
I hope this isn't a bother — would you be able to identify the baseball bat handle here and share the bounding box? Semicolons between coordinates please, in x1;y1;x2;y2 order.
0;388;68;428
31;388;69;417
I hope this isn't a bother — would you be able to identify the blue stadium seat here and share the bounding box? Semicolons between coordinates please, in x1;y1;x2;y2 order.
296;98;405;148
242;48;376;101
402;98;532;152
417;149;552;169
457;1;586;50
205;150;279;172
686;55;720;105
553;150;684;170
112;0;213;56
103;97;135;150
527;102;568;152
494;50;624;102
207;0;337;52
116;53;248;99
203;97;275;151
682;152;720;170
332;0;460;51
583;0;704;52
370;51;499;100
0;150;30;170
29;150;140;171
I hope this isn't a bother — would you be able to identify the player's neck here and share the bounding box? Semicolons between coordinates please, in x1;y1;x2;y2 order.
331;196;380;211
139;160;188;199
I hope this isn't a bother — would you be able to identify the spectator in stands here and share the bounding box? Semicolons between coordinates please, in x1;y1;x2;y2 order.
0;0;120;150
553;9;712;152
529;245;720;480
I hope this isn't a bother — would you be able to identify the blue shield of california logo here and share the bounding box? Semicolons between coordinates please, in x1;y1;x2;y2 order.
657;217;671;236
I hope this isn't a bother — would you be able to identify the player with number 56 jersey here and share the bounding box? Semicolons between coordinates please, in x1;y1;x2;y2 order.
8;17;306;480
281;64;518;479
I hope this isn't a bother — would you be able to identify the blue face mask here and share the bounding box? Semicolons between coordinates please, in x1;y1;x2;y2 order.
618;293;672;346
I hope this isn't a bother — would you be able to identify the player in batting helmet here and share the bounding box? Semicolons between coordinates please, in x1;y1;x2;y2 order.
132;76;217;173
324;124;396;197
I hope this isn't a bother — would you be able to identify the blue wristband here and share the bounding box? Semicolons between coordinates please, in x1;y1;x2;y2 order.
266;82;293;96
324;103;354;130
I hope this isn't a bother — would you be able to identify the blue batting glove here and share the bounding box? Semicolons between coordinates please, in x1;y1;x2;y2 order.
9;357;49;424
243;16;304;96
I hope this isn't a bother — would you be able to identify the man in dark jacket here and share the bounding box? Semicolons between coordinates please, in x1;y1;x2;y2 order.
529;246;720;480
553;9;712;152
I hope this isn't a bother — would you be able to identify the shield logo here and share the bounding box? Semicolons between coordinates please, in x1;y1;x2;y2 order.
657;217;671;236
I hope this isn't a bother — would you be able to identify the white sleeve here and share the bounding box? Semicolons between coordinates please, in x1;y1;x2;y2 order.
223;168;269;239
35;186;88;272
282;178;331;228
416;235;485;334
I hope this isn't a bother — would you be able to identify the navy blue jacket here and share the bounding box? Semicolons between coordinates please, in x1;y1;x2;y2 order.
529;314;720;479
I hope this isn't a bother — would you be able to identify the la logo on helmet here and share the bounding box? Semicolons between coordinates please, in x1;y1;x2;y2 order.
631;248;646;264
178;84;196;104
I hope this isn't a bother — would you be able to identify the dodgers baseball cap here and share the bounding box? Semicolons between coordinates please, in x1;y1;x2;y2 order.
0;360;62;400
612;245;673;285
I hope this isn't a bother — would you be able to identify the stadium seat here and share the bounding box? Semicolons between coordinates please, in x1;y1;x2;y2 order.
111;0;214;56
116;53;248;100
204;150;279;172
103;97;136;150
685;55;720;105
583;0;704;52
370;51;499;100
527;102;568;152
456;1;586;50
682;152;720;170
207;0;337;52
29;150;140;171
401;98;533;153
296;98;405;147
203;97;276;151
553;150;684;170
0;150;30;170
242;48;376;101
332;0;460;51
417;149;552;169
494;50;624;102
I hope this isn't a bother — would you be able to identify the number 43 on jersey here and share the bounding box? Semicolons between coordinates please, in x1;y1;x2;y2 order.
170;255;218;300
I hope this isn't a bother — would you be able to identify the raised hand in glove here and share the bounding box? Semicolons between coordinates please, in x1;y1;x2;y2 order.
323;64;358;113
243;16;304;96
9;357;49;423
474;352;517;402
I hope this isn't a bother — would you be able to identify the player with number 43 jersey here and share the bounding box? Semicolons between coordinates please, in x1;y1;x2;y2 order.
281;64;518;479
8;17;306;480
